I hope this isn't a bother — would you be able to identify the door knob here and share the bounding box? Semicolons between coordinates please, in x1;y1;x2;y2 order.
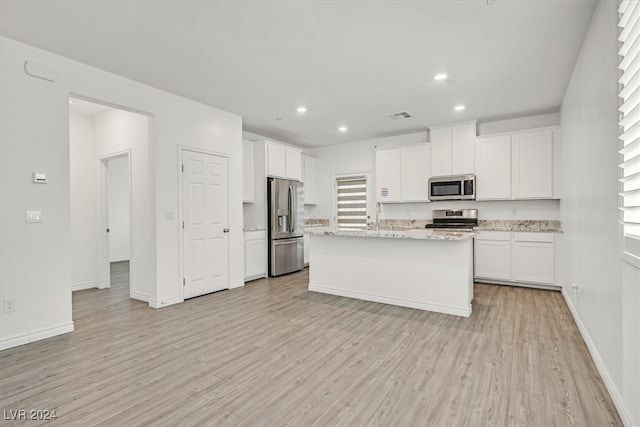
223;228;229;233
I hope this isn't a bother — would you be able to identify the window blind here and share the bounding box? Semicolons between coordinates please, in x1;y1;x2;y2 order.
619;0;640;261
336;175;368;229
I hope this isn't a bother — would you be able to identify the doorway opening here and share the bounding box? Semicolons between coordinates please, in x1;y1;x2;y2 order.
100;152;131;293
69;96;150;304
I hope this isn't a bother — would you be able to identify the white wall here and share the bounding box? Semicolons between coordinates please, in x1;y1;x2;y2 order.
95;109;150;300
304;128;560;224
558;1;639;425
107;155;130;262
0;36;243;350
70;112;98;291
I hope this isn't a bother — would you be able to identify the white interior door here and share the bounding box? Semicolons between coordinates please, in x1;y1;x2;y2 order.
182;150;229;299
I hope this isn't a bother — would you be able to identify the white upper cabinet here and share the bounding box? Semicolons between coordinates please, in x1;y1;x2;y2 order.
243;140;255;203
266;142;286;178
512;130;553;199
285;147;302;181
303;155;319;205
451;123;476;175
376;149;401;202
400;145;430;201
266;141;302;181
475;127;557;200
376;144;429;203
429;121;476;176
430;127;453;177
475;135;511;200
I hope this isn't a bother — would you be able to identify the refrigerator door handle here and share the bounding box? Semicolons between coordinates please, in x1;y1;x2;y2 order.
288;184;294;233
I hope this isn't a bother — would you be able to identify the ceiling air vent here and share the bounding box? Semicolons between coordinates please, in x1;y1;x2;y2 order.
388;111;412;120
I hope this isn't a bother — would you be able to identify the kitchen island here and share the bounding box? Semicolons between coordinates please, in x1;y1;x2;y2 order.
305;228;476;317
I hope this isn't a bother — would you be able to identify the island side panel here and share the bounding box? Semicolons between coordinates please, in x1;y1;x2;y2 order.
308;234;473;317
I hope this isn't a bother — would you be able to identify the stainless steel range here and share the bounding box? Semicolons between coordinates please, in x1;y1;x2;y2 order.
424;209;478;230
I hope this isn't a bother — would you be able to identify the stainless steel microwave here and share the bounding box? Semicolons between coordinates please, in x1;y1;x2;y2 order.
429;174;476;201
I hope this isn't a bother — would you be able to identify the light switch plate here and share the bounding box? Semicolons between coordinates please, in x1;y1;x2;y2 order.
26;210;42;223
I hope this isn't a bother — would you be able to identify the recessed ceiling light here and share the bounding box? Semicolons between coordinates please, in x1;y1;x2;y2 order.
454;105;466;111
296;106;307;113
434;73;448;81
338;126;348;132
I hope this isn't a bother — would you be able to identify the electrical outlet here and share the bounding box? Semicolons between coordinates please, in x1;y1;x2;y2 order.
3;299;16;313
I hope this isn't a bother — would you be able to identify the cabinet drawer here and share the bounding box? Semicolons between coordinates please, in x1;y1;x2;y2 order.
513;232;554;243
475;231;511;241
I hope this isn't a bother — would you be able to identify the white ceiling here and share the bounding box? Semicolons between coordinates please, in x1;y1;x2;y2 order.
0;0;596;148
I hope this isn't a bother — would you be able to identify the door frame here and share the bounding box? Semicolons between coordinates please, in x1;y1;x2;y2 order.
97;149;133;296
178;146;230;302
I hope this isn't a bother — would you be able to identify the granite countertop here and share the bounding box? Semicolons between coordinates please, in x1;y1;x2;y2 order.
305;227;476;241
378;219;562;233
243;226;266;232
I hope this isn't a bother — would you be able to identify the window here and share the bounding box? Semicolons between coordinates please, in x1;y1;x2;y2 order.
335;175;368;230
619;0;640;264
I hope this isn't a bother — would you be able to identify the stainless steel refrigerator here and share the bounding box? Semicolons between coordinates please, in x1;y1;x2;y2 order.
268;177;304;277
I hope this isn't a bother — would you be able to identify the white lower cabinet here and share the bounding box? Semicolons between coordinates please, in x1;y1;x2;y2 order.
512;232;555;284
474;231;555;286
245;230;267;281
474;232;511;280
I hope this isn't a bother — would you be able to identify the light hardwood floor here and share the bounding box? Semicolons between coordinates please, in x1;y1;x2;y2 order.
0;262;622;426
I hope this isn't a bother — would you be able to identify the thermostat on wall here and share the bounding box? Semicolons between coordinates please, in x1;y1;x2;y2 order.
33;172;47;184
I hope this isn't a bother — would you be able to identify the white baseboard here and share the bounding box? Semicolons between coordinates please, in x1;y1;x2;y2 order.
130;291;150;302
244;274;267;283
309;284;471;317
109;256;130;263
0;322;74;351
230;280;245;289
475;278;561;291
561;288;633;427
72;281;98;291
148;296;182;309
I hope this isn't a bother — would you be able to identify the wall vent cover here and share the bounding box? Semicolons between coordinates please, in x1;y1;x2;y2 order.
388;111;412;120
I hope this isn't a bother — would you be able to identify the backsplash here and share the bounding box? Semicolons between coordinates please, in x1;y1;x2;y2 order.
476;219;562;232
304;218;330;226
379;219;432;229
